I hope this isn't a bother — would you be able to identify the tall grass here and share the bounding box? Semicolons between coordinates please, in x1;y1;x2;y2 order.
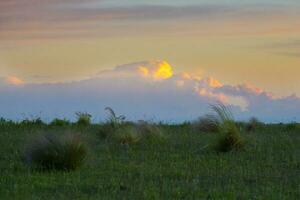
99;107;126;139
211;103;244;152
112;126;142;145
246;117;263;132
25;133;87;171
20;117;45;126
136;121;166;142
0;118;16;127
105;107;126;128
50;118;71;127
75;112;92;126
211;103;234;123
99;108;165;144
285;122;300;131
193;114;219;133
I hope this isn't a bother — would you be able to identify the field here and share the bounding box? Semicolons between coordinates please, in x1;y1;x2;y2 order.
0;122;299;199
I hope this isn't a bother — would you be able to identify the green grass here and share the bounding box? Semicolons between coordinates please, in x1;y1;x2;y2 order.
25;132;87;171
0;123;299;199
75;112;92;126
210;104;245;152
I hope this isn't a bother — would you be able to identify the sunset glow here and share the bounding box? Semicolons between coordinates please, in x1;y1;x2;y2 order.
0;0;300;122
206;77;223;88
153;61;174;80
1;1;300;197
138;61;173;80
5;76;25;86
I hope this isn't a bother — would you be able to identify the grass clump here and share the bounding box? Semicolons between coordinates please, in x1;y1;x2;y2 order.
99;123;115;139
214;121;244;152
102;108;141;145
246;117;263;132
285;122;300;131
112;126;141;145
105;107;126;128
211;103;244;152
50;118;71;127
75;112;92;126
99;108;165;144
193;114;219;133
99;107;126;139
25;133;87;171
20;117;45;126
136;121;166;142
0;118;15;127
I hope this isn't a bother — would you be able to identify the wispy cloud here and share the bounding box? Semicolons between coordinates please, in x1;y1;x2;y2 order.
1;0;300;40
277;52;300;57
259;39;300;57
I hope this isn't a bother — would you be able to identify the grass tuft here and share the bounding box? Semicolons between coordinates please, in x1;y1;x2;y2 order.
50;118;71;127
112;126;141;145
99;108;165;145
211;103;244;152
105;107;126;128
285;122;300;131
136;121;166;142
0;118;16;127
193;114;219;133
246;117;263;132
98;107;125;139
213;121;244;152
25;133;87;171
20;117;45;126
75;112;92;126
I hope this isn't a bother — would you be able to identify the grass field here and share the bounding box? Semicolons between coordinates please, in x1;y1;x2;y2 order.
0;122;299;199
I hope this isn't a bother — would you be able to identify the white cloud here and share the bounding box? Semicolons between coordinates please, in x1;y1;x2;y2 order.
0;60;300;123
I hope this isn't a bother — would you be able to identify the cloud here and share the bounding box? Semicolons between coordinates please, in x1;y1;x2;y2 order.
277;52;300;57
139;61;173;80
1;1;300;40
93;60;173;81
1;60;300;123
4;76;25;86
259;40;300;57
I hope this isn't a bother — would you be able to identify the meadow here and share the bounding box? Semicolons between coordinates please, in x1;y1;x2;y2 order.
0;115;299;199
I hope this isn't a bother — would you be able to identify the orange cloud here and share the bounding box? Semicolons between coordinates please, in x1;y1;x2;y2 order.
242;83;275;99
197;88;228;103
138;66;150;77
243;83;264;94
5;76;25;86
181;72;192;80
179;72;202;80
206;77;223;88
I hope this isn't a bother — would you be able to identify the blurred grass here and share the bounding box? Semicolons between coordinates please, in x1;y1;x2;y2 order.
0;123;299;199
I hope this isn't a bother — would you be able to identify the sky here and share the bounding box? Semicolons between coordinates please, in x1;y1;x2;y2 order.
0;0;300;122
